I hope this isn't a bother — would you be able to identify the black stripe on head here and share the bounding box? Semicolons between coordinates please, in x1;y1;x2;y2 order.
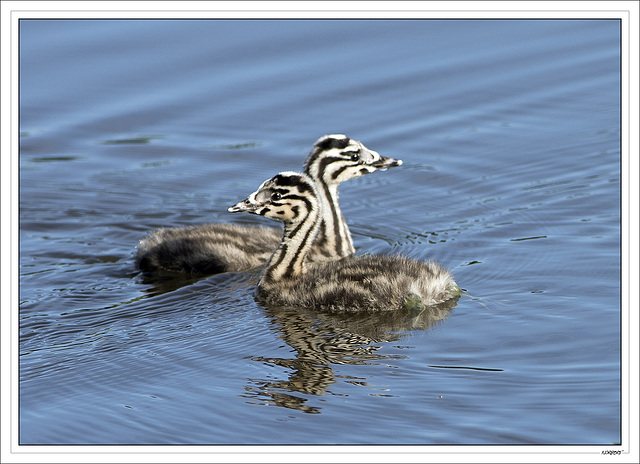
317;156;345;180
304;136;351;174
272;173;314;195
315;135;351;152
285;194;314;216
331;164;351;181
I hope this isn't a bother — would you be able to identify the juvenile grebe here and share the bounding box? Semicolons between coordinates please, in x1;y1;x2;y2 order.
135;135;401;274
228;172;459;312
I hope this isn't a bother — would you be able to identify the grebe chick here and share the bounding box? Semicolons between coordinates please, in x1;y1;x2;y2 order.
135;135;401;274
228;172;460;312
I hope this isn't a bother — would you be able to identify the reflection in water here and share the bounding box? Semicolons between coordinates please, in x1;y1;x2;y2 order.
136;264;459;414
137;268;259;297
242;298;459;413
138;272;214;295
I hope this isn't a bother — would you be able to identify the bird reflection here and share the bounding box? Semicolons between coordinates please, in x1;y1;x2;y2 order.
137;269;259;297
136;263;459;414
241;297;458;413
137;272;209;295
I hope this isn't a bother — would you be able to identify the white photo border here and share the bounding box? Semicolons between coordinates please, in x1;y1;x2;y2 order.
2;1;637;463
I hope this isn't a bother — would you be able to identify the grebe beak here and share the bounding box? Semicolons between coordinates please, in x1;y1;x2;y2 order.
373;155;403;170
228;198;257;213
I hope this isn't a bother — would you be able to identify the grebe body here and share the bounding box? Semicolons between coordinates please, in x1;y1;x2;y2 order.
228;172;459;312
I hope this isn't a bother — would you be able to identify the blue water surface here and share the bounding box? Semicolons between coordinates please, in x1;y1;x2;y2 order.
19;19;621;445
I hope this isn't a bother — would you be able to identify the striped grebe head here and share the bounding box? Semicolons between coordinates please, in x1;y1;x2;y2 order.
303;134;402;185
228;171;319;225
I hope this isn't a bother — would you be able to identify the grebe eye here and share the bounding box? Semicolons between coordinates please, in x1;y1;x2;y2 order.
271;192;282;201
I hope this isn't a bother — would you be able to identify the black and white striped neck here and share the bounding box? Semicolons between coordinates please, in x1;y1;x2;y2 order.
302;134;397;259
264;177;320;282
